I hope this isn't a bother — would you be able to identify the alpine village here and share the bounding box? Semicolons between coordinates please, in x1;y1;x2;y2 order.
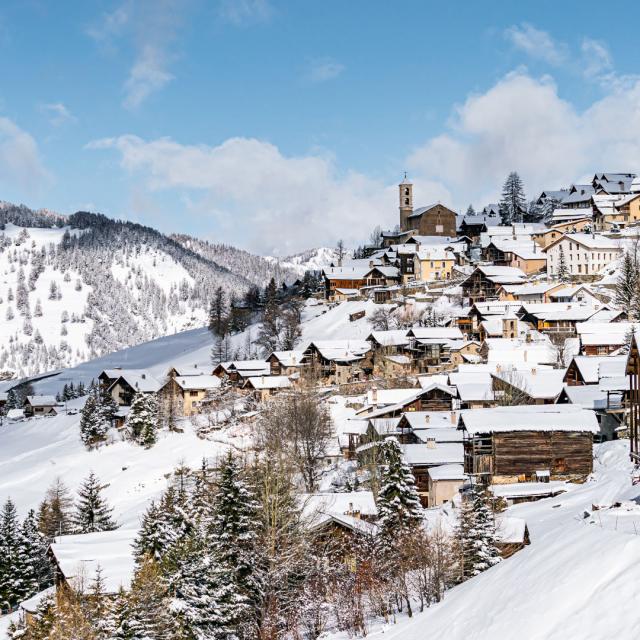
4;168;640;640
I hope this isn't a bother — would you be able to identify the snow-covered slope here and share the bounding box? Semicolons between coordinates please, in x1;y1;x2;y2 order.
0;203;317;378
276;247;338;277
328;441;640;640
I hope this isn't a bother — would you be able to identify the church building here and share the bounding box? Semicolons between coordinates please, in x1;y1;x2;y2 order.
399;177;457;237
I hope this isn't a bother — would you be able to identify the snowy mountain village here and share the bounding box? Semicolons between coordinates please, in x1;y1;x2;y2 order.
4;170;640;639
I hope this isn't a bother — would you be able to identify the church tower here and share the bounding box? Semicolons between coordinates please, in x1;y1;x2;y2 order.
399;175;413;232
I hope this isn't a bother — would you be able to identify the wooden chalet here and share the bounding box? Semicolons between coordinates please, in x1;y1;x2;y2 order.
405;327;464;373
360;384;457;419
301;340;372;384
212;360;270;385
461;266;527;303
23;395;57;417
458;405;598;485
266;350;305;376
519;303;601;337
157;374;221;417
106;371;162;406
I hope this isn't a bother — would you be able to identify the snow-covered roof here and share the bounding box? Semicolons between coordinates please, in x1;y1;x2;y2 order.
427;463;465;481
300;491;378;519
561;385;610;410
456;382;495;402
50;529;138;593
367;329;410;347
268;350;305;366
495;516;528;544
173;375;222;391
366;388;419;407
109;371;162;393
492;368;566;399
417;375;451;389
245;375;292;390
401;411;459;430
414;428;463;444
401;443;463;466
407;327;463;340
459;405;599;434
25;395;57;407
310;339;371;362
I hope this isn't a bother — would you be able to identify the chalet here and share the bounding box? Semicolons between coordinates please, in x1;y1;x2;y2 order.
212;360;270;385
107;371;162;406
483;239;546;275
543;233;622;278
243;375;292;402
447;340;481;366
481;337;557;368
458;405;598;485
49;529;137;595
593;172;635;194
266;350;305;376
519;302;602;336
547;285;602;304
576;322;640;356
360;384;457;419
564;355;626;386
401;443;464;506
531;221;592;248
426;464;466;507
157;374;221;417
300;491;378;522
497;282;563;303
491;367;565;404
562;183;595;209
322;266;368;300
461;266;527;303
458;215;498;243
494;517;531;558
398;178;457;237
405;327;464;372
463;301;524;338
301;340;372;384
23;395;57;417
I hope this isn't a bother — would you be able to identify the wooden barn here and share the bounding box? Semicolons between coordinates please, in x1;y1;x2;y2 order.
458;405;598;485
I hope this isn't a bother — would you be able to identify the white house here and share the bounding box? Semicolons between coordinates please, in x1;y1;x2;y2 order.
543;233;622;277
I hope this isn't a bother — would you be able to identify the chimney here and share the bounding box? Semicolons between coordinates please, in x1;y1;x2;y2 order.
450;411;456;424
141;373;146;379
425;415;430;424
524;350;528;362
531;368;537;375
426;437;436;449
371;386;378;406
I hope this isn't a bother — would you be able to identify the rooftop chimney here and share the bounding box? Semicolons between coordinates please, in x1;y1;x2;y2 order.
426;437;436;449
371;386;378;406
450;411;456;424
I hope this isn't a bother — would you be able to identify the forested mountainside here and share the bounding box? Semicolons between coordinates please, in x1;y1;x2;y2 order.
0;204;283;378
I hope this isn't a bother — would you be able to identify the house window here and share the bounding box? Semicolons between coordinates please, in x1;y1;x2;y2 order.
553;458;567;473
436;225;444;233
189;391;199;397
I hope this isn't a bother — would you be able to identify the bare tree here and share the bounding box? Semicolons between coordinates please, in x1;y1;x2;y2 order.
259;391;333;491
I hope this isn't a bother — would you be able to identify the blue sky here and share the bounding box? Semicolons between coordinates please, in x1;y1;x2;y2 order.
2;0;640;254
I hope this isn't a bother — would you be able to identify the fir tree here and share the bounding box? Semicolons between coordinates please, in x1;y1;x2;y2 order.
0;498;21;610
79;394;110;448
209;452;263;631
126;392;158;447
558;245;570;282
498;172;527;225
376;438;422;533
615;250;639;315
73;472;117;534
465;204;476;216
455;485;501;581
15;510;51;602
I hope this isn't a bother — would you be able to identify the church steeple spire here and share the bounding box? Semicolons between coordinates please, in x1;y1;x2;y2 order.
399;174;413;231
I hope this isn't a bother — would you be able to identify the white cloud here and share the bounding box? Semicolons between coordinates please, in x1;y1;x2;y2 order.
306;57;345;84
88;135;395;254
41;102;76;127
504;23;567;66
408;71;640;209
217;0;272;26
87;1;183;109
0;117;51;192
581;38;612;76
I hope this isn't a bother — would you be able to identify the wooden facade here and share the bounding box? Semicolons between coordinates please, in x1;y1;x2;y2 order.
463;430;593;484
626;335;640;462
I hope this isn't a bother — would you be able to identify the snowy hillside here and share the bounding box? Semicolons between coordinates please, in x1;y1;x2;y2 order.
0;203;321;378
171;234;335;285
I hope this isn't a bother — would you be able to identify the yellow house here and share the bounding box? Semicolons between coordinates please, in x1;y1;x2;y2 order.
413;248;455;282
508;247;547;275
613;192;640;228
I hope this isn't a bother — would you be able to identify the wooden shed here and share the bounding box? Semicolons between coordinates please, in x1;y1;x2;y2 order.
458;405;598;485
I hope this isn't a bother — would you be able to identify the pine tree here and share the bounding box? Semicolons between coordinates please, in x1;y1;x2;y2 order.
465;204;476;216
209;286;228;337
73;472;117;534
209;452;263;631
126;392;158;448
376;438;422;539
257;277;281;355
558;245;570;282
79;394;110;448
0;498;21;610
15;510;51;602
615;251;639;315
455;485;500;581
499;172;527;225
37;478;74;539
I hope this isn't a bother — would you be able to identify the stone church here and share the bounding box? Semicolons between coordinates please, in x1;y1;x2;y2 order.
399;177;457;237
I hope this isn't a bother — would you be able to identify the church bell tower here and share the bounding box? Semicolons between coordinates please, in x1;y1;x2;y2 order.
399;174;413;232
